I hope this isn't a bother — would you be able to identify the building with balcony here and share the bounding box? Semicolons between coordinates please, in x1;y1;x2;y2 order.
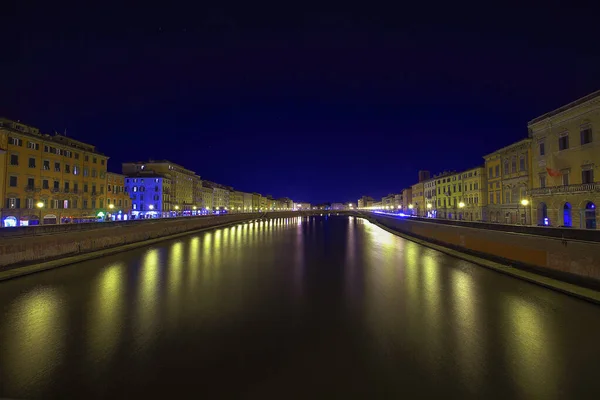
484;138;532;224
106;172;130;221
203;181;230;211
527;90;599;229
410;182;425;216
123;160;196;212
1;117;109;226
230;190;244;213
423;179;436;217
436;172;465;219
125;174;171;219
460;166;487;221
357;196;374;209
201;186;213;211
401;188;412;214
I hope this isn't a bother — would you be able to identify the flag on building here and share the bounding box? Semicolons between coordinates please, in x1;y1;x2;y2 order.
546;167;561;177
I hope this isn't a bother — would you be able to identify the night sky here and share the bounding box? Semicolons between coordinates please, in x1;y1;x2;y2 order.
2;3;600;204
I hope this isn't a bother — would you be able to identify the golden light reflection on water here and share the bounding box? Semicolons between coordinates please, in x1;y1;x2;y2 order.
506;297;561;399
4;287;64;392
137;248;161;347
167;242;184;319
89;263;124;364
450;268;483;390
189;236;200;290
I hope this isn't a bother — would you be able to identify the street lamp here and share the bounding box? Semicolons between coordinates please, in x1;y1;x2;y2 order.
520;199;529;225
458;202;465;220
109;204;115;209
36;201;44;225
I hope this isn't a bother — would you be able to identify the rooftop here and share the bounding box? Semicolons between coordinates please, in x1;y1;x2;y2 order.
528;89;600;126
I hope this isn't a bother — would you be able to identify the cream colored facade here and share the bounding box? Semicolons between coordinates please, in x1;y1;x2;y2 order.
1;118;109;226
527;90;599;228
230;190;244;212
483;138;532;224
123;160;196;211
201;186;213;210
410;182;425;216
460;166;487;221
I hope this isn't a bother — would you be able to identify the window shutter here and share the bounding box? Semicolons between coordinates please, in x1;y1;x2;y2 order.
16;198;21;209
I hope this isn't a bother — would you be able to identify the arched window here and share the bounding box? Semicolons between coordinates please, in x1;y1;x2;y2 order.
585;202;596;229
563;203;572;227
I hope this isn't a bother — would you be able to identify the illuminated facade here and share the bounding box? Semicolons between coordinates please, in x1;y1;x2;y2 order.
527;90;599;228
1;118;109;226
230;190;244;212
125;174;171;218
401;188;412;214
424;178;436;217
201;186;213;210
106;172;130;220
460;166;487;221
410;182;425;216
203;181;230;210
122;160;196;212
483;138;532;224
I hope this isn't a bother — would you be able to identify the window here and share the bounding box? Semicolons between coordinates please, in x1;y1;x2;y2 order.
489;193;494;204
74;183;79;193
155;186;159;192
474;183;478;190
558;133;569;151
519;156;525;171
8;137;23;146
581;127;593;145
83;199;88;209
54;162;60;172
43;160;50;170
496;182;500;189
100;185;104;194
562;172;569;186
10;154;18;166
495;165;500;177
91;169;97;178
28;157;36;168
511;156;517;173
93;157;97;164
65;164;70;173
52;200;59;209
75;153;80;160
92;185;96;194
99;199;104;209
505;191;511;204
44;145;50;153
540;176;546;188
9;176;17;187
101;159;105;165
539;142;545;156
133;186;138;192
27;178;34;189
92;200;96;209
64;150;72;158
73;165;79;175
84;184;89;193
85;155;89;162
72;199;78;208
64;200;69;209
26;198;34;209
43;179;49;189
27;141;39;150
495;193;500;204
6;198;18;209
582;169;594;184
108;184;112;192
504;160;509;174
83;168;89;177
133;203;137;210
53;181;59;190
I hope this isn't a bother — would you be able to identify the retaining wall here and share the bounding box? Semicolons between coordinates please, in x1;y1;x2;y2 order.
365;213;600;284
0;213;262;268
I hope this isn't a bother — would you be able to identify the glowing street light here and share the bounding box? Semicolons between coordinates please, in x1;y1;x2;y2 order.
408;204;414;209
458;202;465;208
109;204;115;209
36;201;44;208
521;199;529;206
149;205;154;210
427;203;432;209
193;206;197;210
174;205;179;210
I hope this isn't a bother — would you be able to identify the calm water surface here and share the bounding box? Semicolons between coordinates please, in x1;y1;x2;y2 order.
1;216;599;399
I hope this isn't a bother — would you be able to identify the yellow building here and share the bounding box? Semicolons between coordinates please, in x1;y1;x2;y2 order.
436;172;461;219
122;160;196;212
483;138;532;224
410;182;425;216
106;172;130;220
527;90;599;228
401;188;412;214
230;190;244;213
460;166;487;221
484;153;502;222
201;186;213;211
1;118;109;226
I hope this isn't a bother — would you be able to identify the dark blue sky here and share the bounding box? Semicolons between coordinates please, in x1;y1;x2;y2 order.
2;2;600;203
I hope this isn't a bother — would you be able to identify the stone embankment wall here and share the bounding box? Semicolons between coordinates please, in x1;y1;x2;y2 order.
0;213;262;268
364;213;600;284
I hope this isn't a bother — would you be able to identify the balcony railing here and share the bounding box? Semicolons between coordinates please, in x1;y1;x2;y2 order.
527;182;600;196
24;186;40;192
51;188;61;193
